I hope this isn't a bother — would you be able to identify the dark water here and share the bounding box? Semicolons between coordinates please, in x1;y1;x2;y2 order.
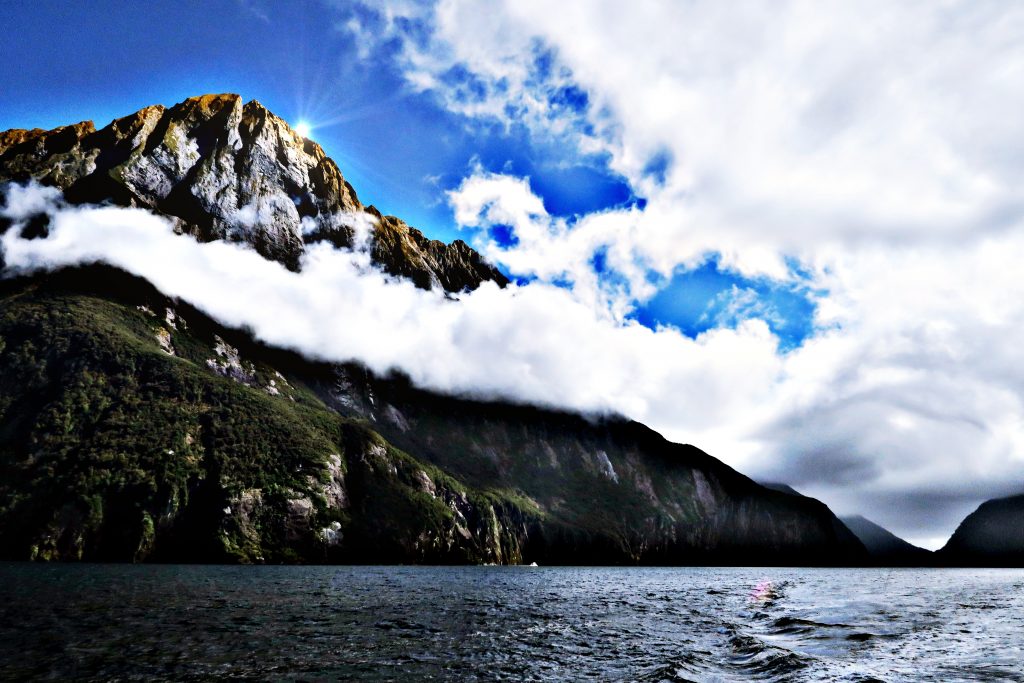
1;564;1022;681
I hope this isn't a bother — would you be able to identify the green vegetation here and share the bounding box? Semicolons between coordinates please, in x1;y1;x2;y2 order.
0;267;539;563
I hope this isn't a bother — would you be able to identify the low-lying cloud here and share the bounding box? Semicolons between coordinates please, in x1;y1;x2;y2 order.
0;182;783;442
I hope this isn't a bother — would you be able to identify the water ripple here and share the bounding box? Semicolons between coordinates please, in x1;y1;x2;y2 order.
1;564;1023;681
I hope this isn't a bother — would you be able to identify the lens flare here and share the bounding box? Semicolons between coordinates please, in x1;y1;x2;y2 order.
294;121;311;138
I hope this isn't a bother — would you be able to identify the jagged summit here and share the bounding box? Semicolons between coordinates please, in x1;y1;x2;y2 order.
0;94;507;291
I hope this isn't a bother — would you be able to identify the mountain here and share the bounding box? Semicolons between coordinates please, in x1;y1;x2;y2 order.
0;267;534;563
938;494;1024;566
0;94;505;291
0;266;865;564
759;483;932;565
840;515;933;566
0;95;867;565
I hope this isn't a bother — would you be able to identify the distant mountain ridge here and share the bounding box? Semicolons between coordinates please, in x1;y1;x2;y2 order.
760;482;934;565
0;94;506;291
764;480;1024;567
840;515;933;565
759;482;804;497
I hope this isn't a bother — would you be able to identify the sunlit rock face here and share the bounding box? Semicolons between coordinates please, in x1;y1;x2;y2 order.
0;94;506;290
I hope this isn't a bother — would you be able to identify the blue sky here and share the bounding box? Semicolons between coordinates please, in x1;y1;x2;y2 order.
0;0;816;350
630;258;819;351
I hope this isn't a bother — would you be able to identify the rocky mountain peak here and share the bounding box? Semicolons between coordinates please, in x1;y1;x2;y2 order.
0;94;507;290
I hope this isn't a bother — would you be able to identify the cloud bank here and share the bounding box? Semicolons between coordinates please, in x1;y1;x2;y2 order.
0;184;783;449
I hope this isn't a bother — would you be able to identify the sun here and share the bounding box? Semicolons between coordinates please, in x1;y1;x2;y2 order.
294;121;312;138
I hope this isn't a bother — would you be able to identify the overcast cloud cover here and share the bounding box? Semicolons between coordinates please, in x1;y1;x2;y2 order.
4;1;1024;548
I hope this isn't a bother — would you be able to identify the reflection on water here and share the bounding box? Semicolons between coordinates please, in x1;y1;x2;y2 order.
1;564;1022;681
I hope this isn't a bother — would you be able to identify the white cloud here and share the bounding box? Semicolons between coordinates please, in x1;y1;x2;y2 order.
0;186;784;449
0;182;63;221
447;171;654;318
357;0;1024;282
333;1;1024;548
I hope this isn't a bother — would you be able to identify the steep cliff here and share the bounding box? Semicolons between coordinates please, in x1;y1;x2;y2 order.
938;494;1024;566
314;365;866;565
0;94;506;289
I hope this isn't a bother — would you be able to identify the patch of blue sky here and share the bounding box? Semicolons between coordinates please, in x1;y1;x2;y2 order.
487;223;520;249
510;273;538;287
630;256;820;351
590;247;610;275
532;44;556;81
529;164;633;217
641;149;673;186
549;84;589;114
440;64;491;103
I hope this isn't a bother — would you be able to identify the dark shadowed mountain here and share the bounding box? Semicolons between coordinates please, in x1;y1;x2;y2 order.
840;516;933;566
761;483;933;565
0;95;868;565
938;494;1024;566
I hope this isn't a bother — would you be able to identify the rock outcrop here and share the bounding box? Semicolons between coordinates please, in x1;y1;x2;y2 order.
0;94;506;289
938;494;1024;566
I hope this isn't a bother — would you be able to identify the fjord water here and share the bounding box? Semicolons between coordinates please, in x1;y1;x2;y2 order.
1;565;1021;681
